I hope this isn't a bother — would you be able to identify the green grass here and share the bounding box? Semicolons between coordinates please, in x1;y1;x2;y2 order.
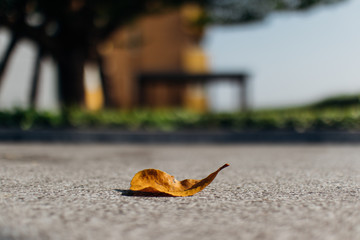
1;94;360;131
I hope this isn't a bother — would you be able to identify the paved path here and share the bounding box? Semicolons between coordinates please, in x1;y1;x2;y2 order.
1;144;360;240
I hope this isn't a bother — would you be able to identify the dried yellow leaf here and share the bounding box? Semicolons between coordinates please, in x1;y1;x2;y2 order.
130;163;229;197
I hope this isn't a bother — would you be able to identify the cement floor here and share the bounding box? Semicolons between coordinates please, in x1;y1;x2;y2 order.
1;143;360;240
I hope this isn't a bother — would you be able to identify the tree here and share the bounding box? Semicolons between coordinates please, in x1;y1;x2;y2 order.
207;0;344;24
0;0;345;108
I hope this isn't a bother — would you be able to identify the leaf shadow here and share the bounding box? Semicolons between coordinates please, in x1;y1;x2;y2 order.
114;189;174;197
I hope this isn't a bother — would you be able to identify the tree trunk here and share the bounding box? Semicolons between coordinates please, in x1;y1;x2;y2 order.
56;50;86;107
29;46;43;109
0;34;18;86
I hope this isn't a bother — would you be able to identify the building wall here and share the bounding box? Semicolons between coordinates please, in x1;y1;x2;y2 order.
100;6;207;109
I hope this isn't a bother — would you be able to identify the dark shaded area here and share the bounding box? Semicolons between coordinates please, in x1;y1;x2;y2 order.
57;50;86;106
2;129;360;143
114;189;173;197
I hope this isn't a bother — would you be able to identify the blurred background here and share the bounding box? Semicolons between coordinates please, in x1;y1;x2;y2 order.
0;0;358;132
205;0;360;109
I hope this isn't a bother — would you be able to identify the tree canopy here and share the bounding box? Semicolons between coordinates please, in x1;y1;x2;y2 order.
207;0;344;24
0;0;345;56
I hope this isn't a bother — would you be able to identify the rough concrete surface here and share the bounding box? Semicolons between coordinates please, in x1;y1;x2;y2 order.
1;143;360;240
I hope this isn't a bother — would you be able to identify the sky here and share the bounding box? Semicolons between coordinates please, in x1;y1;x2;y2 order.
0;0;359;110
0;35;58;110
203;0;360;108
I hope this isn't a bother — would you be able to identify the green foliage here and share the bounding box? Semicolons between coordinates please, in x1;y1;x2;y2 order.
0;94;358;131
0;108;62;129
1;103;360;131
310;94;360;109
